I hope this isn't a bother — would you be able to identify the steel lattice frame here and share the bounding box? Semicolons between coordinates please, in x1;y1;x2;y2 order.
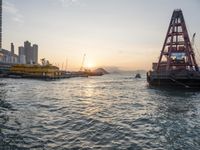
156;9;199;72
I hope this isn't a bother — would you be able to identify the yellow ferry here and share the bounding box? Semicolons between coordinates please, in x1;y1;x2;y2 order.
10;64;62;79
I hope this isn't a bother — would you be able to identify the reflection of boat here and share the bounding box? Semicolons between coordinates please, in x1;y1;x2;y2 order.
135;73;141;78
0;63;12;76
70;70;103;78
147;10;200;88
63;71;72;78
70;71;88;78
8;75;22;78
83;69;103;76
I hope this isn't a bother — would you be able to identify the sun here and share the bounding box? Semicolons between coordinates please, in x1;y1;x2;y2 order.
85;61;95;69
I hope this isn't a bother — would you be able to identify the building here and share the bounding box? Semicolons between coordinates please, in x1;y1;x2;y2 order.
0;48;18;64
0;43;18;64
18;46;26;64
23;41;38;64
24;41;32;64
32;44;38;64
0;1;39;65
18;46;25;55
0;0;2;50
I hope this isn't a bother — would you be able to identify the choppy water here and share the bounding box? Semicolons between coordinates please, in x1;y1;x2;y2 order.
0;74;200;150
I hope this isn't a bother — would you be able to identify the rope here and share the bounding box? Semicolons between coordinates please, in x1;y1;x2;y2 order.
169;75;190;88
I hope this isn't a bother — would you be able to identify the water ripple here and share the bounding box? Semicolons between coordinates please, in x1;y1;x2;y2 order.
0;74;199;149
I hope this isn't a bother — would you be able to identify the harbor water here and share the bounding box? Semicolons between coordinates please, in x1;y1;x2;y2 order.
0;73;200;150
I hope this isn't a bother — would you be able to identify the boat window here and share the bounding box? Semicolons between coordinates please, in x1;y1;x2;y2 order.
171;52;186;61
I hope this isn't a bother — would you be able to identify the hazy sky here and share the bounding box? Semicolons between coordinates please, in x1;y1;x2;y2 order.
2;0;200;70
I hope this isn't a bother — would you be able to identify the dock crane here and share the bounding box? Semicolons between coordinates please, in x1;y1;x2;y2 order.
80;54;86;71
191;33;196;48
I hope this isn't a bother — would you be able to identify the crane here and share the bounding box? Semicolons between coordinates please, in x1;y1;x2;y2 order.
80;54;86;71
191;33;196;48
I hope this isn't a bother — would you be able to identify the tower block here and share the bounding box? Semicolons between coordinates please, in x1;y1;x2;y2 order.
0;0;2;50
156;9;199;72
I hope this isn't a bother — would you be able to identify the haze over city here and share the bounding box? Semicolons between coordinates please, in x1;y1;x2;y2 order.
3;0;200;70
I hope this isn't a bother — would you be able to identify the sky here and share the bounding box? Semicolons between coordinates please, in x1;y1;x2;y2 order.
2;0;200;70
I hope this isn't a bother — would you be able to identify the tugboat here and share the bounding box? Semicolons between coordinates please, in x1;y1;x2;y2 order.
135;73;141;78
147;9;200;88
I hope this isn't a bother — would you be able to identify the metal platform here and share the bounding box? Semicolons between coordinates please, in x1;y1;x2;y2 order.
147;9;200;88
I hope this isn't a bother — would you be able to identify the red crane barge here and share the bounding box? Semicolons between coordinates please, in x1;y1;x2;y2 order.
147;9;200;88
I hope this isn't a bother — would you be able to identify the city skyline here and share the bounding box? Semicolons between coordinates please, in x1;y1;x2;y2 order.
0;41;38;65
2;0;200;70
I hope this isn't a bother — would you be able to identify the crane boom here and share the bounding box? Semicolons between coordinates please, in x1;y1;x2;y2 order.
80;54;86;71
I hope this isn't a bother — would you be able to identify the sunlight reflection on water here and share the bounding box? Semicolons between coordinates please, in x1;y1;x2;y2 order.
0;74;200;149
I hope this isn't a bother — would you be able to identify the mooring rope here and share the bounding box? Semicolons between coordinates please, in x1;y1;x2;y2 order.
169;75;190;88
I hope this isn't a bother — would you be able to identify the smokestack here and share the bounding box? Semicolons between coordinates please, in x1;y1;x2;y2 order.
11;43;14;54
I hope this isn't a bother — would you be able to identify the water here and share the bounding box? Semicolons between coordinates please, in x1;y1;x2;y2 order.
0;74;200;150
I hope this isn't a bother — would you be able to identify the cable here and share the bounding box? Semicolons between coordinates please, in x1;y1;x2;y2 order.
169;75;190;88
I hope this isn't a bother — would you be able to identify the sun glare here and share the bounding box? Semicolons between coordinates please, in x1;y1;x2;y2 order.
85;61;95;69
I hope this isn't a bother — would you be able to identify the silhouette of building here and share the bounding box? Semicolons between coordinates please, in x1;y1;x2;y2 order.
0;43;18;64
18;46;25;56
32;44;38;64
18;46;26;64
0;0;2;50
23;41;38;64
24;41;32;64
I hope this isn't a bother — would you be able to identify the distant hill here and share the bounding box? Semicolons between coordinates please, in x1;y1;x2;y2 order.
105;69;146;75
102;66;147;74
93;68;109;75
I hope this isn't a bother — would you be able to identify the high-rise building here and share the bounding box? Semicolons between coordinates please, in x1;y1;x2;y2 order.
32;44;38;64
23;41;38;64
18;46;25;55
0;0;2;50
18;46;26;64
24;41;32;64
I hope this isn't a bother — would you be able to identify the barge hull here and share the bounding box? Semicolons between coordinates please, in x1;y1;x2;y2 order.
148;78;200;88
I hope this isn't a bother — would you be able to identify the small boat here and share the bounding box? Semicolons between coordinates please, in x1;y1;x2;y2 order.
135;73;141;78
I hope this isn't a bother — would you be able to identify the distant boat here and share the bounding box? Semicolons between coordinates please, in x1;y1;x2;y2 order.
135;73;141;78
78;54;108;77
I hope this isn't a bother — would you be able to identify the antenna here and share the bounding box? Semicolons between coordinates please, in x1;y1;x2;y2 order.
0;0;2;50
